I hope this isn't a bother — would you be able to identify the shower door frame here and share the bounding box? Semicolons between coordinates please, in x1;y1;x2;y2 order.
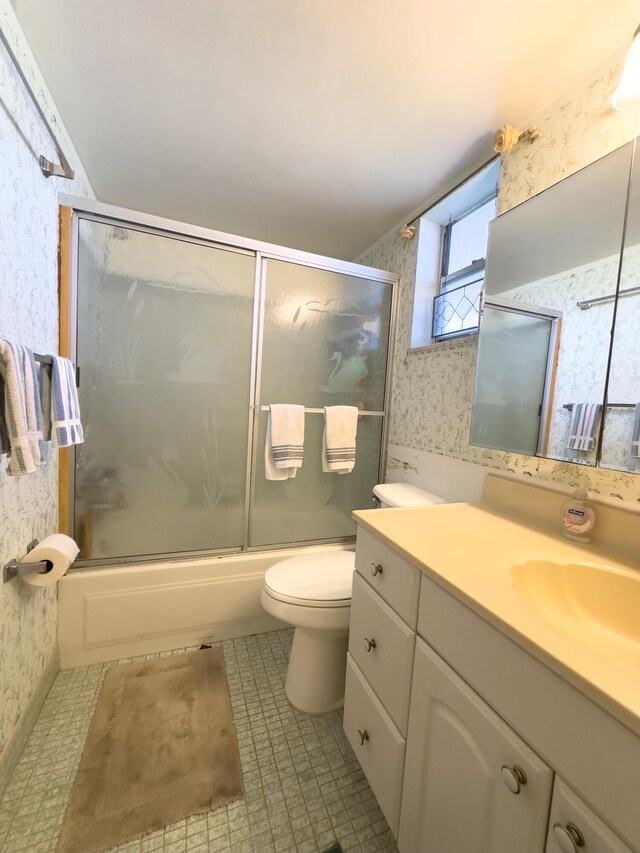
58;195;399;566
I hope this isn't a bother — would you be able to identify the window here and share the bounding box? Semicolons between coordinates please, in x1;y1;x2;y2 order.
410;159;499;350
432;193;497;340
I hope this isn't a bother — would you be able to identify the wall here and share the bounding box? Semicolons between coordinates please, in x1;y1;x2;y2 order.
0;0;93;773
358;48;640;505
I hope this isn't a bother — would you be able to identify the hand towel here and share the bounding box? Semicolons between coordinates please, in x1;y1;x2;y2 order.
0;340;45;475
631;404;640;460
322;406;359;474
265;404;304;481
566;402;602;452
49;356;84;448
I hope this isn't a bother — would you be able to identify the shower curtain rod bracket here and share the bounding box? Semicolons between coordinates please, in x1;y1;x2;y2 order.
40;154;74;180
0;25;75;181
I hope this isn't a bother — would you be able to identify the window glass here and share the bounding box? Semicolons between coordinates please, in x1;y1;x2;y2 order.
446;195;497;277
432;276;483;339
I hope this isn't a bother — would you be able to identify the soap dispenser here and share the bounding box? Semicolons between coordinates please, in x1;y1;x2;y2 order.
560;478;595;542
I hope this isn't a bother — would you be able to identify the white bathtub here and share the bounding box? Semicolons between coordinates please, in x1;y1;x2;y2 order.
58;544;352;668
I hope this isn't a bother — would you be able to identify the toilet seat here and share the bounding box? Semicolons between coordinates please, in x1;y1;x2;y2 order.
264;551;355;608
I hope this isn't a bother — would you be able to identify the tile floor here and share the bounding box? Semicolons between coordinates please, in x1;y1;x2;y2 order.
0;630;399;853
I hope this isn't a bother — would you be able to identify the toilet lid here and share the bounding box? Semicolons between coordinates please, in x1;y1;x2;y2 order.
264;551;355;605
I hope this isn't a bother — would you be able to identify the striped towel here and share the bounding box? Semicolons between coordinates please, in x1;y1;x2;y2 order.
265;404;304;481
0;340;45;476
566;402;602;452
49;356;84;448
322;406;359;474
631;404;640;460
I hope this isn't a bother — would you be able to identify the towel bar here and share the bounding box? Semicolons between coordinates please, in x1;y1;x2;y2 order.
563;403;635;411
252;405;385;416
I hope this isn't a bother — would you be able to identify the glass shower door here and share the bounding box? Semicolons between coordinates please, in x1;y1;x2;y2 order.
74;218;256;560
249;259;393;547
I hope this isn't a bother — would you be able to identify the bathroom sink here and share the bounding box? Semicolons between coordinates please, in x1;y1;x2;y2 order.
510;559;640;677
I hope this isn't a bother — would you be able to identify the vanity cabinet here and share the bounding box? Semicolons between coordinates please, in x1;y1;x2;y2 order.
346;521;640;853
546;780;635;853
399;637;554;853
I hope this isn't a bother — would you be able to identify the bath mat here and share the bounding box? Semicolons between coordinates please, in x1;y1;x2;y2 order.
56;647;243;853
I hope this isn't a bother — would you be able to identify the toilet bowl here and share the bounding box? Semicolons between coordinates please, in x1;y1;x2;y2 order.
262;482;449;714
262;550;354;714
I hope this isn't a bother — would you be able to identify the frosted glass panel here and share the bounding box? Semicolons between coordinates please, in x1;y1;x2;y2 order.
260;260;392;410
249;413;382;547
74;219;255;559
470;306;552;455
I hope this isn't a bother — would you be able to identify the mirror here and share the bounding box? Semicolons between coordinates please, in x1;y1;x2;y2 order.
470;142;633;466
600;147;640;473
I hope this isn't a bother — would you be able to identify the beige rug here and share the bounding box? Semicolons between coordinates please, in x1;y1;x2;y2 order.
56;648;243;853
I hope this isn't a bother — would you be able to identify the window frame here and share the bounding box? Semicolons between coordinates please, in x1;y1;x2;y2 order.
408;156;500;352
431;190;497;342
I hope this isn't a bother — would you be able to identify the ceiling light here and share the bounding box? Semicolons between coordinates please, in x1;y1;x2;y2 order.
612;24;640;111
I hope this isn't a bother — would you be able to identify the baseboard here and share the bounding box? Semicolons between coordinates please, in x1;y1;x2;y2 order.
0;650;59;797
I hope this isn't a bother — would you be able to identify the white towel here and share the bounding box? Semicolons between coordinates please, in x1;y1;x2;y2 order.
322;406;358;474
0;340;45;476
265;404;304;481
49;356;84;448
566;402;602;452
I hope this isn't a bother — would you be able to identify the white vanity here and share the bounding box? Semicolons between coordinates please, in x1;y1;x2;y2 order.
344;475;640;853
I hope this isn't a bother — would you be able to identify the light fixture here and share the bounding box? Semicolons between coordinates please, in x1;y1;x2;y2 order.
612;24;640;111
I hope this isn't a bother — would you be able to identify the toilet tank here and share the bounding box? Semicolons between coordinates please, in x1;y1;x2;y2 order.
372;482;449;509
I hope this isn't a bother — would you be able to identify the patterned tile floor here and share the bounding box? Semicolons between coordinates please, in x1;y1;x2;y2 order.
0;630;398;853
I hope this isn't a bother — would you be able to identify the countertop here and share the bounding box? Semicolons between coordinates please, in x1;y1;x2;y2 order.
352;501;640;737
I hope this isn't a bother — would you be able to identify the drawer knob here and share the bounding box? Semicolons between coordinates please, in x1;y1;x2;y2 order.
552;823;585;853
500;764;527;794
364;637;377;653
370;562;383;577
357;729;369;745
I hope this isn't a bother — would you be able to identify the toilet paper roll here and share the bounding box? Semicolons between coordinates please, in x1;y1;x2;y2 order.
20;534;79;586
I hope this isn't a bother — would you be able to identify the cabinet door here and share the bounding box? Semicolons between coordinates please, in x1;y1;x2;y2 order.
399;638;554;853
545;779;635;853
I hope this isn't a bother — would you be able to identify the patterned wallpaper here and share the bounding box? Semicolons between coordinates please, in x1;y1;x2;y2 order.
0;0;93;763
358;48;640;506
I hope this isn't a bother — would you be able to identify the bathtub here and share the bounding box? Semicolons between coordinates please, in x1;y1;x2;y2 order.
58;544;352;668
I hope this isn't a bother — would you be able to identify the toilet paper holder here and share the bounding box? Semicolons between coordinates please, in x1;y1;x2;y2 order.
3;540;53;583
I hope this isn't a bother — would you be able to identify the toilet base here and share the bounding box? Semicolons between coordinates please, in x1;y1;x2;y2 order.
285;626;349;714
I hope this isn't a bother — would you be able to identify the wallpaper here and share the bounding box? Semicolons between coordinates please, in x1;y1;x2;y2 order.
358;48;640;506
0;0;93;765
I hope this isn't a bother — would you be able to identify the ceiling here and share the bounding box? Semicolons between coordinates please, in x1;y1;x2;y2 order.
11;0;640;260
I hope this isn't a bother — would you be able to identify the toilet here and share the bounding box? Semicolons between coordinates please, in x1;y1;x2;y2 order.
261;482;449;714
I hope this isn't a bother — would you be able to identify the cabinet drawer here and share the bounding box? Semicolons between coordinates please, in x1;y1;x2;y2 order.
355;527;420;627
546;780;634;853
349;572;415;734
343;654;406;837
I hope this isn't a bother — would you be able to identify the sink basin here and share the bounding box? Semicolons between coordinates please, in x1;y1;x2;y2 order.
510;559;640;676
